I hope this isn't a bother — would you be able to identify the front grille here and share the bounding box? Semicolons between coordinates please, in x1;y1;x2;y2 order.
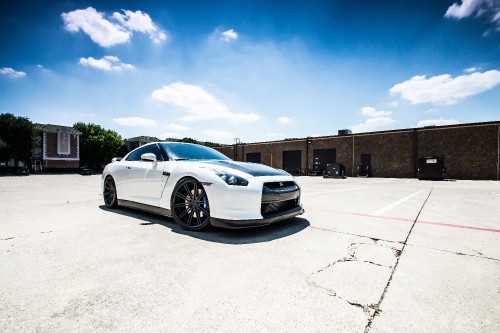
261;198;299;217
261;181;300;217
263;181;296;189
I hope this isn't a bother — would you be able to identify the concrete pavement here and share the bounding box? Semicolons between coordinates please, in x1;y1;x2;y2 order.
0;175;499;332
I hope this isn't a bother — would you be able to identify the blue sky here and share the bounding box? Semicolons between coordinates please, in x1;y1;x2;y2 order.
1;0;499;144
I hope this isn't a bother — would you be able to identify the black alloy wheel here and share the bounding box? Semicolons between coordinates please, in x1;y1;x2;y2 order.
103;176;118;208
171;177;211;231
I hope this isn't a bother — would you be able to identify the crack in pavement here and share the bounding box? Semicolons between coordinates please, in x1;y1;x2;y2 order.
308;240;398;321
307;183;498;331
363;182;435;333
405;243;500;263
0;227;78;241
307;257;379;318
308;225;402;245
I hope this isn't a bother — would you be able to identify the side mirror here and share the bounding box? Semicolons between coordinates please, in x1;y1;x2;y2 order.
111;157;122;163
141;153;157;166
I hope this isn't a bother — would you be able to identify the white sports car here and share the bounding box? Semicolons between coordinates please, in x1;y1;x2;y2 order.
101;142;304;231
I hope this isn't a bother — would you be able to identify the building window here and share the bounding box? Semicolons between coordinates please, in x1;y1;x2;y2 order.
57;129;70;155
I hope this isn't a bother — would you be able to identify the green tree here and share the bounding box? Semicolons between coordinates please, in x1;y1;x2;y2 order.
74;122;127;168
0;113;35;167
163;137;223;148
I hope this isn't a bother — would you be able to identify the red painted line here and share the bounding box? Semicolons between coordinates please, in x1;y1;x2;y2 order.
307;207;500;233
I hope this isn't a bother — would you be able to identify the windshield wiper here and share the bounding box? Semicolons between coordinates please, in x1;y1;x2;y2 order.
174;158;190;161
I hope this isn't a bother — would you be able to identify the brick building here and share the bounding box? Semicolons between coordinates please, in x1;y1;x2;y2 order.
32;124;82;171
215;121;500;180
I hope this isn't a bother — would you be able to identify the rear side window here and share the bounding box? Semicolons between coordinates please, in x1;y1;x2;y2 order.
126;144;164;161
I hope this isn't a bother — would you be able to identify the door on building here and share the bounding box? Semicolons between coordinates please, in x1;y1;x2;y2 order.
359;154;371;176
246;152;261;163
283;150;302;175
312;148;336;174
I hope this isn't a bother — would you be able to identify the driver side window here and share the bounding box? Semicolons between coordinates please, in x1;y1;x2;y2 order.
126;144;164;161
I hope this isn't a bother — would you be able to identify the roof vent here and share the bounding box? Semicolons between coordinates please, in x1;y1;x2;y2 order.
338;129;352;136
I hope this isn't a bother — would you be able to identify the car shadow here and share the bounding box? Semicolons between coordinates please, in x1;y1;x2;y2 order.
99;205;309;244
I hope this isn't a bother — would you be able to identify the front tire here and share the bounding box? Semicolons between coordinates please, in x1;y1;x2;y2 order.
103;176;118;208
171;177;211;231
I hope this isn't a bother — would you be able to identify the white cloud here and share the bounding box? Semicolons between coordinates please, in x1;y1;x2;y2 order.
221;29;238;42
62;7;131;47
417;118;459;127
165;124;190;131
204;130;234;139
445;0;484;18
113;117;157;126
389;70;500;105
278;116;291;124
79;56;134;71
464;67;478;73
444;0;499;19
62;7;166;47
0;67;26;78
388;101;399;107
351;117;397;133
361;106;392;117
112;10;167;44
351;106;397;133
445;0;500;32
152;82;260;123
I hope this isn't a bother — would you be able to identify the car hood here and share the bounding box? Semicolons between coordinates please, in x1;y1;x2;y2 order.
195;160;290;177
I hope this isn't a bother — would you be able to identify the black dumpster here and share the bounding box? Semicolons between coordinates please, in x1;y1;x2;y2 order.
324;163;345;178
417;156;445;180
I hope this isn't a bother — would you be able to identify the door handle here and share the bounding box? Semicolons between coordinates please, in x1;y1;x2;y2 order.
126;166;131;169
163;172;170;176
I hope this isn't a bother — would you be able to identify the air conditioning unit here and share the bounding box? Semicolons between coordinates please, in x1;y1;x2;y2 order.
338;129;352;135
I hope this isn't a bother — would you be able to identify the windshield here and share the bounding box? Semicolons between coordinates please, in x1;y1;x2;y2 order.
160;143;231;161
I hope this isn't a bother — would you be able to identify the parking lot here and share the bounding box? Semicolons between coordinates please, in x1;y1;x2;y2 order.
1;174;499;332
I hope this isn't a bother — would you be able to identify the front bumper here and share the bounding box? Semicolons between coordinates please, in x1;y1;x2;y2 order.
210;205;304;229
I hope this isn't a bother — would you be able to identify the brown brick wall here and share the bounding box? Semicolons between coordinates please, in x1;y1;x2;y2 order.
214;122;500;180
45;132;79;159
308;136;354;176
417;124;499;179
353;131;415;178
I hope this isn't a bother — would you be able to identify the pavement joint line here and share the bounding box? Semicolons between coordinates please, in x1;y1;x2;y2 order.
364;182;435;333
370;189;425;216
307;225;402;245
405;243;500;263
307;207;500;233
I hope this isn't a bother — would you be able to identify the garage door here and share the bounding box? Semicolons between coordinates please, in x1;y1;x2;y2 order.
283;150;302;175
313;148;336;173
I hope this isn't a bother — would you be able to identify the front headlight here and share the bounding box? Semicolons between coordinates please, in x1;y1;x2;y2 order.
213;170;249;186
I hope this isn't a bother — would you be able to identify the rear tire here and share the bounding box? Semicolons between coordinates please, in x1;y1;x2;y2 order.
171;177;211;231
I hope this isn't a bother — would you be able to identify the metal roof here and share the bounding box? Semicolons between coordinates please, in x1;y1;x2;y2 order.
35;123;82;135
